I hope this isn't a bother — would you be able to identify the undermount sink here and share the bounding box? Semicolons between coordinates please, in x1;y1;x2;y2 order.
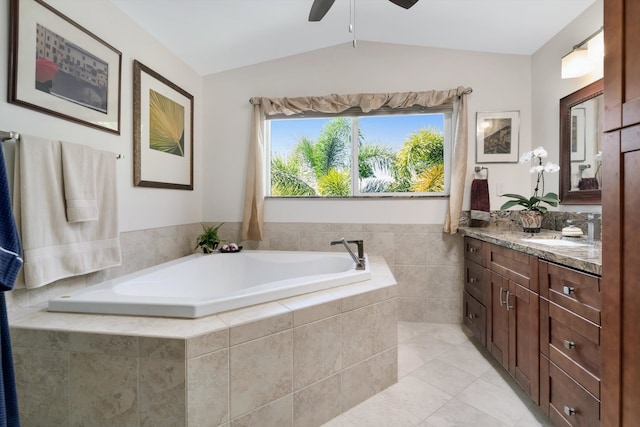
521;238;587;247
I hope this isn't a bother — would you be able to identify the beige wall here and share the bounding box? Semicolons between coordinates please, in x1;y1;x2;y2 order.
203;41;532;224
531;0;603;213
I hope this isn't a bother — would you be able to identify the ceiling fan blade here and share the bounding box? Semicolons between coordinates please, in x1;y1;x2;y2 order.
388;0;419;9
308;0;336;21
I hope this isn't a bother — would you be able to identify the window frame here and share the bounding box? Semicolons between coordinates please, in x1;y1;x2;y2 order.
265;105;453;198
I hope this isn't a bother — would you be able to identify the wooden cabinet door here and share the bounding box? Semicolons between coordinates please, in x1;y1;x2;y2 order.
488;271;509;369
508;281;540;405
604;0;640;131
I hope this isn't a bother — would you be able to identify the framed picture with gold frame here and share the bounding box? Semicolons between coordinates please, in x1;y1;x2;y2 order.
133;60;194;190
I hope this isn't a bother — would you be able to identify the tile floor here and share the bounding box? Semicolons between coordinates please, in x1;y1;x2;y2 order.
322;322;554;427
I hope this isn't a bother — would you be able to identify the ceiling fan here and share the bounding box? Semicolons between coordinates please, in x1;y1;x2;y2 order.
308;0;419;22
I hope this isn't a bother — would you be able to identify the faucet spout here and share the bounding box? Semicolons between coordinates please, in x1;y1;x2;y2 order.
330;238;366;270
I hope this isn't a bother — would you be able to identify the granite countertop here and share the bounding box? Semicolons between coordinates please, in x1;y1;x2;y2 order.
458;227;602;276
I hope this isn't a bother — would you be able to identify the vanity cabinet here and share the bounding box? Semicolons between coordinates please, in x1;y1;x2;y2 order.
486;245;539;404
463;237;489;347
539;261;602;427
463;238;539;403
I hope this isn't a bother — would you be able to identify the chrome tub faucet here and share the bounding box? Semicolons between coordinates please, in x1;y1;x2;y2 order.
330;238;366;270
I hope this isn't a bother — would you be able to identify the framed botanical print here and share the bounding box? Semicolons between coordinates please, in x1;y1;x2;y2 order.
133;60;194;190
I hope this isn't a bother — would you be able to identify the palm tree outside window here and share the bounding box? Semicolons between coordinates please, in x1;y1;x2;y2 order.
268;110;452;197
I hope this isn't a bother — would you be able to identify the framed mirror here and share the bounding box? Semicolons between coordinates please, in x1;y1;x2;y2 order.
559;78;603;205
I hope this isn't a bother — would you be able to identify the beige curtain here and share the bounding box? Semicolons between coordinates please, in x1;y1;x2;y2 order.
443;92;469;234
241;104;265;241
242;87;471;240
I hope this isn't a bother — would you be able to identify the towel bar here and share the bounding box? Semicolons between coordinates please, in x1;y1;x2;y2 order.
0;131;19;142
474;166;488;179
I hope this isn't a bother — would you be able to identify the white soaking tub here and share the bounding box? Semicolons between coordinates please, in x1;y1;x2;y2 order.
48;250;370;318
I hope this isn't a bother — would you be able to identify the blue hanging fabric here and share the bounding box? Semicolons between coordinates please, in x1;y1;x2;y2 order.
0;145;22;427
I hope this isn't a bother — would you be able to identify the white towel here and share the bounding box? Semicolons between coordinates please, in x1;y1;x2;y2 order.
61;142;98;222
13;135;121;289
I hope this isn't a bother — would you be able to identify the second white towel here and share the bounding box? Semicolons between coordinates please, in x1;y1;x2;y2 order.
61;141;98;222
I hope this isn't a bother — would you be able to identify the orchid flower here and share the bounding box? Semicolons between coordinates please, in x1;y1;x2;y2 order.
500;146;560;213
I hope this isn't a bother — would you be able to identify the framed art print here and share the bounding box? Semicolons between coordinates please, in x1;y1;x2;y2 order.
475;111;520;163
8;0;122;133
133;60;194;190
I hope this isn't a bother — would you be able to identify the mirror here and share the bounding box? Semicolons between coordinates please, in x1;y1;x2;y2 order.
559;78;603;205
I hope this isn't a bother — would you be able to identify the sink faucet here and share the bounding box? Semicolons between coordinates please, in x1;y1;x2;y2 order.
330;238;366;270
568;213;602;241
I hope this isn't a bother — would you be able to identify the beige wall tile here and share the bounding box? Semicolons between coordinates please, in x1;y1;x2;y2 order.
139;357;186;427
229;330;293;418
294;373;342;427
69;352;138;426
269;229;299;251
423;298;463;323
10;327;70;351
186;328;229;359
139;336;185;359
230;395;292;427
13;347;69;426
392;265;428;298
392;233;429;265
187;349;229;427
424;233;464;266
342;299;397;368
280;291;342;327
293;315;342;390
218;302;292;346
342;347;398;411
68;332;138;356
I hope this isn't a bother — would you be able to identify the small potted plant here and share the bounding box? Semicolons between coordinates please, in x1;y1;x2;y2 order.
500;146;560;232
195;223;224;253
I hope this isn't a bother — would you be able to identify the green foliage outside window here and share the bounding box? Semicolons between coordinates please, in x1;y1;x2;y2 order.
270;117;445;196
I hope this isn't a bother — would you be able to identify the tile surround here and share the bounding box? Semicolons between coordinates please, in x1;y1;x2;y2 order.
10;257;397;426
7;220;468;425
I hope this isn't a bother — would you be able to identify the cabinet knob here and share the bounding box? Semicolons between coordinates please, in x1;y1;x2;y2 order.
469;277;478;283
467;313;477;320
468;247;478;253
564;406;576;417
562;285;576;295
563;340;576;350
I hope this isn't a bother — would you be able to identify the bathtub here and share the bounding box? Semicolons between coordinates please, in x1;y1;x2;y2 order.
47;250;371;318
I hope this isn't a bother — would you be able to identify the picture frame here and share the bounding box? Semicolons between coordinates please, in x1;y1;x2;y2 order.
8;0;122;134
133;60;194;190
475;111;520;163
570;107;586;162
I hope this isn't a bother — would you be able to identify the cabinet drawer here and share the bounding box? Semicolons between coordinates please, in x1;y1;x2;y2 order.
540;262;601;325
464;259;488;306
464;237;486;266
488;244;537;291
546;358;600;427
463;291;486;347
548;303;601;398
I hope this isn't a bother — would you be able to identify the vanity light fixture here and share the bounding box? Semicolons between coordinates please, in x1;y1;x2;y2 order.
561;27;604;79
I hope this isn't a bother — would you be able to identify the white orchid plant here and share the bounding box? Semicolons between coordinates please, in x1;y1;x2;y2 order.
500;146;560;213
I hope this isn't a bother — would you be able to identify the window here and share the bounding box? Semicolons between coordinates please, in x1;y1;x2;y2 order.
267;109;452;197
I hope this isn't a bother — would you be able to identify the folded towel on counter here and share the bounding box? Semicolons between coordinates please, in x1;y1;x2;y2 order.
13;135;121;289
470;178;491;222
61;141;98;222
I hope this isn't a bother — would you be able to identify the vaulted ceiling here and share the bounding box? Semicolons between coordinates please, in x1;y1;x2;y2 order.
110;0;598;75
